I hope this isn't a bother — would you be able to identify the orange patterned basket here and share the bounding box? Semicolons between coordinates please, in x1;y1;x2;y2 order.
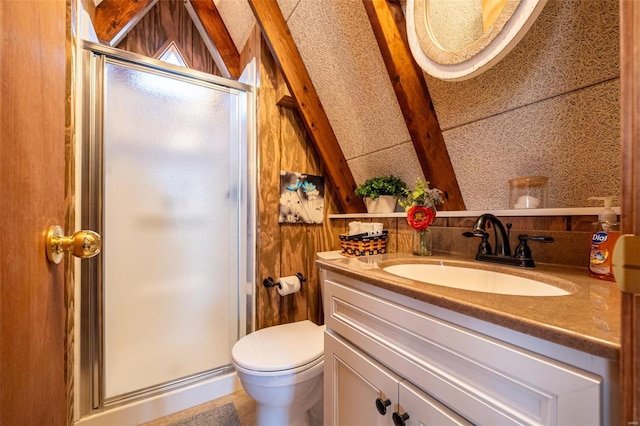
339;231;388;257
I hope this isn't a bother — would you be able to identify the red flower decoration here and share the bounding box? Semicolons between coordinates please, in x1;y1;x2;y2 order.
406;206;436;230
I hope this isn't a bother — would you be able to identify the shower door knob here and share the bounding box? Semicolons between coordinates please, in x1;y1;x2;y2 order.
46;225;102;264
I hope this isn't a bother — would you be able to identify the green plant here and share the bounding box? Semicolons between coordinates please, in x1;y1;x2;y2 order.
398;178;444;210
354;175;408;200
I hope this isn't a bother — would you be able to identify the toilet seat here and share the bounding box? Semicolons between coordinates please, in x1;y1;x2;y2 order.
232;320;325;375
234;354;323;380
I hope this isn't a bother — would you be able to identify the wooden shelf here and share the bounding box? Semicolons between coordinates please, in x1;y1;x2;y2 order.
328;207;621;219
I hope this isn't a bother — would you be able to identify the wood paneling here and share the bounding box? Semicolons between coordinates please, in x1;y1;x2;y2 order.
248;0;366;214
279;107;310;323
94;0;156;46
116;0;221;76
363;0;465;211
251;28;341;329
379;218;398;254
446;215;591;232
397;219;414;253
239;25;261;73
256;36;283;329
276;71;296;108
619;0;640;421
0;0;67;424
305;118;341;325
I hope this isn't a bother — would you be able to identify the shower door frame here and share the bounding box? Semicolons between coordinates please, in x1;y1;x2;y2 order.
77;41;256;418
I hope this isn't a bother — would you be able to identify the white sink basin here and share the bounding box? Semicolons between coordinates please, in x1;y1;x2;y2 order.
382;264;572;296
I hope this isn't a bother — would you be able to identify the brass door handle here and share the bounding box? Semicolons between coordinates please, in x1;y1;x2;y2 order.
46;225;101;264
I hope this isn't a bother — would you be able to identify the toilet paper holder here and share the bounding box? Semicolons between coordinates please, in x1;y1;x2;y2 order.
263;272;306;290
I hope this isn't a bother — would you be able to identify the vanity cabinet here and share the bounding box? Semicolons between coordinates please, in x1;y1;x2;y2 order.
325;331;471;425
322;271;612;425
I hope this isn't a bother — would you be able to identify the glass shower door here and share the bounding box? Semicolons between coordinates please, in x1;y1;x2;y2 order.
82;47;250;407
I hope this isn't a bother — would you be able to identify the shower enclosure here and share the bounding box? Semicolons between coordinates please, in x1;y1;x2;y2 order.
76;42;255;422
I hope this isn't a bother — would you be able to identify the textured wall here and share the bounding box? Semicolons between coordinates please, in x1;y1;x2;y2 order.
280;0;428;196
426;0;620;209
214;0;255;51
220;0;620;211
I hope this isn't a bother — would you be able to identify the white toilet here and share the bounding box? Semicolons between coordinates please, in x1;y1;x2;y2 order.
232;320;325;426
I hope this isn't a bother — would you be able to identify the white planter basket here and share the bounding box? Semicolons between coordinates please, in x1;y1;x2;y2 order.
365;196;398;213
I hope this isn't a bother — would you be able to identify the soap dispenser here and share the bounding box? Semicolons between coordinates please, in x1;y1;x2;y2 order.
588;197;620;281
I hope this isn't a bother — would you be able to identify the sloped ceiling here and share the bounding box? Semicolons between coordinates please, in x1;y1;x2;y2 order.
213;0;255;51
93;0;621;211
221;0;461;210
217;0;621;211
217;0;427;192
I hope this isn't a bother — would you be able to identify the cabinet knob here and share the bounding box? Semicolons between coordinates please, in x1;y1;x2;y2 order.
392;411;410;426
375;397;391;415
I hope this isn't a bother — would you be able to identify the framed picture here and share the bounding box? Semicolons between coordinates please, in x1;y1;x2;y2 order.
279;171;324;224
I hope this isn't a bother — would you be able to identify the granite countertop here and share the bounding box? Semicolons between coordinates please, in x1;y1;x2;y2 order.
316;252;621;361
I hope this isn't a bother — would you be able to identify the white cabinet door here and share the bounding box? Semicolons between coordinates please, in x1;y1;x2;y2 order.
325;332;400;425
325;331;472;426
398;380;472;426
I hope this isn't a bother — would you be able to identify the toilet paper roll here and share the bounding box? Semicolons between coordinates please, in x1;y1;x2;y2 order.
277;275;301;296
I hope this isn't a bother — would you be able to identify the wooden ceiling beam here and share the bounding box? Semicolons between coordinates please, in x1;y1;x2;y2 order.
94;0;157;46
363;0;466;211
247;0;366;213
188;0;241;79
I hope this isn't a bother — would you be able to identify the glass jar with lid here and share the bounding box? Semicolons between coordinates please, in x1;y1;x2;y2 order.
508;176;548;209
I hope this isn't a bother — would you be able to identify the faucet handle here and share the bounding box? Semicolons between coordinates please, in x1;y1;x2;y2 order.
514;238;532;260
462;230;492;255
518;234;554;243
515;234;554;262
463;230;488;238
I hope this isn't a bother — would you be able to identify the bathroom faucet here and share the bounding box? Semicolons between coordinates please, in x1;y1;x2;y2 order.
471;213;511;257
463;214;553;267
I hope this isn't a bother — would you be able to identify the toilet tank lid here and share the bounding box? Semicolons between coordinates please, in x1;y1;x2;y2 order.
232;320;325;372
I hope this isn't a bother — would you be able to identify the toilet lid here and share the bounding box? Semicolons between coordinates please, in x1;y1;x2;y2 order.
232;320;325;372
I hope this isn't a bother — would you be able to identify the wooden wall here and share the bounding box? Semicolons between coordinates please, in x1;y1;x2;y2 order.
253;33;340;329
116;0;221;75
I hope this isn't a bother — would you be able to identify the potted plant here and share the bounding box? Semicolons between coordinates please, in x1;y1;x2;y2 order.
355;175;408;213
398;178;444;255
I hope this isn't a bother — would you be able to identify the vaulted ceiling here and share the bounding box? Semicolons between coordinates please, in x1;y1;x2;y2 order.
92;0;465;213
